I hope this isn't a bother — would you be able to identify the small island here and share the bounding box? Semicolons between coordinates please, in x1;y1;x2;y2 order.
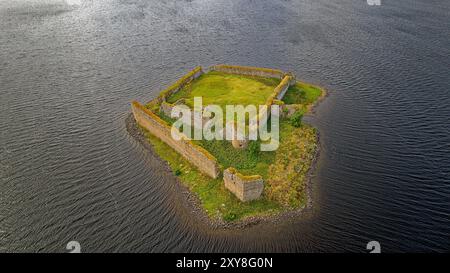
129;65;325;226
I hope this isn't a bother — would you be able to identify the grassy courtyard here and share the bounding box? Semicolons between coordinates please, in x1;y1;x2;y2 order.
166;71;280;108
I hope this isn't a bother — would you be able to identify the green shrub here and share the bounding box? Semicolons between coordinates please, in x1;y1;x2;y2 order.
248;141;260;159
174;169;182;176
290;111;303;127
223;212;237;221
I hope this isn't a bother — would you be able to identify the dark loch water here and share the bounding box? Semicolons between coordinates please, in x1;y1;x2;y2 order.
1;0;449;252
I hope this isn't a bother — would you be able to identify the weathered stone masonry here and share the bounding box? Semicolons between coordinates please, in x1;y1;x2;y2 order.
132;101;220;178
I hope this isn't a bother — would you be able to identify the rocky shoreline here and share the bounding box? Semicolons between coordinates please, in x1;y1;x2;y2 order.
125;84;328;229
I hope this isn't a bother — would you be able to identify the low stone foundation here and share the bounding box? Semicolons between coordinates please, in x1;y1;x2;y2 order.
223;167;264;202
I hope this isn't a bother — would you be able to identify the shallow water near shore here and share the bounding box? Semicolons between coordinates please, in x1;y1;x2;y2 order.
1;0;449;252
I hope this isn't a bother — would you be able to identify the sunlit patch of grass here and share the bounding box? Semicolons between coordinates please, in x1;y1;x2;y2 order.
167;71;280;108
140;75;324;220
282;82;322;105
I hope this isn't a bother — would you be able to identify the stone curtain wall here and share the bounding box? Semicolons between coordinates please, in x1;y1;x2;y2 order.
151;67;203;105
223;167;264;202
265;75;294;105
209;64;286;79
207;64;296;128
132;101;220;179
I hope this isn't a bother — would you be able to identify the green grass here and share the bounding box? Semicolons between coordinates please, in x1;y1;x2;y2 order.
282;82;322;105
157;110;175;125
264;120;317;207
167;71;280;109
